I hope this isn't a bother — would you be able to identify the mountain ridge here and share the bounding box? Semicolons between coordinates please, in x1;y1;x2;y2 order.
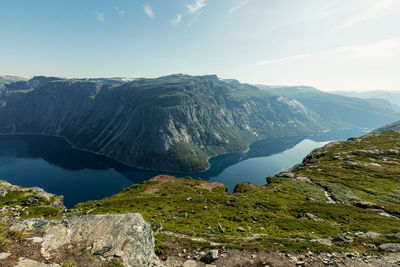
0;74;326;173
256;85;399;129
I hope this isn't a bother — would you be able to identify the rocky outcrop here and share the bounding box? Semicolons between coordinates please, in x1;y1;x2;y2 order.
374;120;400;132
10;213;163;267
0;180;65;220
0;74;326;172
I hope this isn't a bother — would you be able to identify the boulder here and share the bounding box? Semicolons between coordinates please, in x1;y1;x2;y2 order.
304;213;323;222
11;213;164;267
276;172;295;178
333;235;354;243
379;243;400;252
360;232;382;239
0;187;7;197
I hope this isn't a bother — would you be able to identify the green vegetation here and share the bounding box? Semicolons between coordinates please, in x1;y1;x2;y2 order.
61;261;76;267
72;131;400;254
0;181;64;220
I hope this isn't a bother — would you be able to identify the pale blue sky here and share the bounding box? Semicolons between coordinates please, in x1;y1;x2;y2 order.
1;0;399;91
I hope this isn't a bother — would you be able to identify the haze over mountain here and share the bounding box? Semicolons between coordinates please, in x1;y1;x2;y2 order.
331;90;400;112
257;85;399;129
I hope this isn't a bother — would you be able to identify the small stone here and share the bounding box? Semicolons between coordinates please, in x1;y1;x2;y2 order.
218;223;225;234
186;197;192;201
304;213;323;222
202;250;219;264
183;260;199;267
27;236;44;243
25;196;38;206
311;238;332;246
237;227;245;232
0;252;11;260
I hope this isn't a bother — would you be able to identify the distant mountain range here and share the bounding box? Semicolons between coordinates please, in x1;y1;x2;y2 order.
331;90;400;112
0;74;398;172
256;85;399;129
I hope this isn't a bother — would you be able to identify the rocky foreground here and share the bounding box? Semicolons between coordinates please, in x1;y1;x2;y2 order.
1;131;400;266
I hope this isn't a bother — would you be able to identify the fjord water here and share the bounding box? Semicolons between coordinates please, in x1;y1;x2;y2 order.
0;129;365;207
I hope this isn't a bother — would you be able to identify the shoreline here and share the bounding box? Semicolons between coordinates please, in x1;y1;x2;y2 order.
0;128;359;176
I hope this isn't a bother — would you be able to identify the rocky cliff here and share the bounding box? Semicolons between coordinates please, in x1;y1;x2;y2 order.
0;74;326;172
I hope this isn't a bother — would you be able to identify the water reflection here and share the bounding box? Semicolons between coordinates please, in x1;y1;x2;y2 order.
0;129;366;207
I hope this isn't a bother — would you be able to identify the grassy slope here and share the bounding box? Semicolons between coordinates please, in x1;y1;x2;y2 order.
72;131;400;254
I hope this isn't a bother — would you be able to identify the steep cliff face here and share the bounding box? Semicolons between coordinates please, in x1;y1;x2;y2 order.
0;74;326;172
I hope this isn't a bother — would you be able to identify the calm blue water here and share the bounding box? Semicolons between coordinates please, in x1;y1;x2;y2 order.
0;129;366;207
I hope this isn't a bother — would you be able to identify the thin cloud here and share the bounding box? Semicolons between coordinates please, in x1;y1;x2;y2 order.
186;0;207;14
333;0;400;31
143;3;155;19
228;0;251;14
95;11;105;22
114;6;125;17
335;38;400;60
258;54;310;65
170;13;183;26
258;38;400;66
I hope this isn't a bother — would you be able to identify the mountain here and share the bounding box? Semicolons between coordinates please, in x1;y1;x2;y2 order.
374;120;400;132
256;85;399;129
332;90;400;112
0;74;326;173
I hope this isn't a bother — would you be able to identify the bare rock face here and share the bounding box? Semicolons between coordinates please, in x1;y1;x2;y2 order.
11;213;164;267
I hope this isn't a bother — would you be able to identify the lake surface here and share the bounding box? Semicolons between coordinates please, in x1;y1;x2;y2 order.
0;129;366;207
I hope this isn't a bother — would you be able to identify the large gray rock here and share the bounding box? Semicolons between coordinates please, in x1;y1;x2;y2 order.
12;213;164;267
379;243;400;252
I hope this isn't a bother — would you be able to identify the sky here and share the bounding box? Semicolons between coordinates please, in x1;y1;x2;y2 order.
0;0;400;92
